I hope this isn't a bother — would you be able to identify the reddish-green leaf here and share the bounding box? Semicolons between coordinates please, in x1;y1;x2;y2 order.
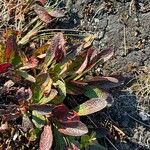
74;98;107;116
34;4;52;23
0;42;5;63
58;121;88;136
40;125;53;150
5;29;17;62
51;32;66;62
0;63;12;73
39;89;58;104
90;48;114;65
20;56;38;70
76;48;94;74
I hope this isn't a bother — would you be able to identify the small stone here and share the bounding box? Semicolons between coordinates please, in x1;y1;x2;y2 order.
72;8;78;13
4;80;14;88
93;41;99;48
73;19;77;24
139;112;149;121
98;31;104;39
94;18;100;23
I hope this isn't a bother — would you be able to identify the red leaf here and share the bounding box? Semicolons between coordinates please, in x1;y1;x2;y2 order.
36;0;47;5
51;33;66;62
58;121;88;136
29;104;53;116
40;125;53;150
52;104;79;122
76;48;94;74
34;4;52;23
0;63;12;73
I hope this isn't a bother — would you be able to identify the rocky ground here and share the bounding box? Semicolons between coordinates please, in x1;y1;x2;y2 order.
55;0;150;149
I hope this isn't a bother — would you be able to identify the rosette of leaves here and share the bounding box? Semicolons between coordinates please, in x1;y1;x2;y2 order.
0;29;124;149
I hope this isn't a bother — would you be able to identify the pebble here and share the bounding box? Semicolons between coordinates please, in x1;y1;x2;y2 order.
93;40;99;48
72;8;78;13
94;18;100;23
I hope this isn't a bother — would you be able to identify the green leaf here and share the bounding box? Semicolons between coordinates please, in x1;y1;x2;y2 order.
17;70;36;82
11;54;21;67
32;110;45;128
32;85;43;103
51;80;66;104
84;86;108;99
53;126;66;150
28;128;41;141
80;132;96;149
